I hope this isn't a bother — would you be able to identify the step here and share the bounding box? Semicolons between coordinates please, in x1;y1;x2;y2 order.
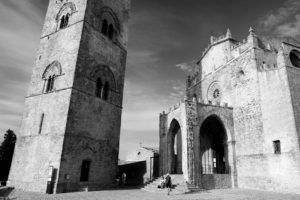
142;188;189;195
142;174;203;195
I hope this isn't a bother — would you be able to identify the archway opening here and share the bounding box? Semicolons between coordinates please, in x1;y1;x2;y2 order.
169;119;182;174
200;115;229;174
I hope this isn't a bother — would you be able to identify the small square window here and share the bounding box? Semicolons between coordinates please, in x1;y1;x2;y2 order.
273;140;281;154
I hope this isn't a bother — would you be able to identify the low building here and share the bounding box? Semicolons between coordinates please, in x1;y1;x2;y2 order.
118;147;159;186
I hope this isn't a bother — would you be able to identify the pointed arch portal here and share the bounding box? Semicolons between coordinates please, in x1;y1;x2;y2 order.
199;115;229;174
168;119;183;174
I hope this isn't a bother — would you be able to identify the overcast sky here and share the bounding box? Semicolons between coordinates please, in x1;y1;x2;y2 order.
0;0;299;159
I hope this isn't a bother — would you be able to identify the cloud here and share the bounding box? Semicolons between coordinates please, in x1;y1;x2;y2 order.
176;63;194;73
275;14;300;38
0;0;43;140
168;80;186;100
175;60;199;74
259;0;300;29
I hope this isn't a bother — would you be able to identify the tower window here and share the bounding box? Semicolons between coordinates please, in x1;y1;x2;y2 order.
95;78;103;98
65;13;70;27
103;82;110;101
101;19;108;36
95;78;110;101
108;24;114;40
59;13;70;29
38;113;45;134
43;61;61;93
45;75;55;93
80;160;91;182
56;2;76;30
273;140;281;154
59;16;65;29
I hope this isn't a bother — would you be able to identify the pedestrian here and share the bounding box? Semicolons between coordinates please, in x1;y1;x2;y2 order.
159;175;165;189
121;172;127;186
165;173;172;195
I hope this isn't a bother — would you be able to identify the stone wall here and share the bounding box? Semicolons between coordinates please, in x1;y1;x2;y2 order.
161;30;300;193
193;104;235;188
56;0;130;193
200;174;232;190
8;0;85;192
9;0;130;194
159;102;189;180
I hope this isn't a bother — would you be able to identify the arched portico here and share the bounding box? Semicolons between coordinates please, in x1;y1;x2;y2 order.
199;115;229;174
194;108;236;189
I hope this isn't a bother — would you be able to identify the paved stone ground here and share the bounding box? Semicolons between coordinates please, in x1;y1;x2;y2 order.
8;188;300;200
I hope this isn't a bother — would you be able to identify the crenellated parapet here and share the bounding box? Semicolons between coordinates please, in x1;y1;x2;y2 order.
159;97;233;116
160;98;187;115
199;29;234;60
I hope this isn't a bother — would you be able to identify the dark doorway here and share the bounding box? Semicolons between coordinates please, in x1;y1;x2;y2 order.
80;160;91;182
200;116;229;174
169;119;182;174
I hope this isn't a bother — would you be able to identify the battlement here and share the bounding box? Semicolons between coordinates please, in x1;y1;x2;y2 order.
199;29;234;60
186;28;259;88
160;98;232;115
160;98;186;115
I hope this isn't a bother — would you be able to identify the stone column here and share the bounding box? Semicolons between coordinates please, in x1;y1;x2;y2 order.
185;101;197;184
227;140;237;188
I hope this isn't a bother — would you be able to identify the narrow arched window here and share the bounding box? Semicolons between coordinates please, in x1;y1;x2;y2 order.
103;82;109;100
60;16;65;29
45;75;55;93
43;61;61;93
45;76;52;93
38;113;45;134
50;76;55;91
64;13;70;27
101;19;108;36
95;78;102;98
108;24;114;40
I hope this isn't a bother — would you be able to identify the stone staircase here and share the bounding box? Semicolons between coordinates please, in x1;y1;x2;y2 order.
142;174;203;194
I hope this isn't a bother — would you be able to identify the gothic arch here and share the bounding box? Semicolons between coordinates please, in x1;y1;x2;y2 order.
198;111;234;142
42;61;62;79
195;110;237;188
90;65;116;91
99;7;120;40
55;2;77;22
168;119;183;174
199;115;229;174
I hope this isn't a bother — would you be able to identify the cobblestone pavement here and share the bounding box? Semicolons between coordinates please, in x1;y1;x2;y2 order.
10;188;300;200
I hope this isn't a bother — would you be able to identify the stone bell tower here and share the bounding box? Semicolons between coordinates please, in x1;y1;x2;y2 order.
8;0;130;193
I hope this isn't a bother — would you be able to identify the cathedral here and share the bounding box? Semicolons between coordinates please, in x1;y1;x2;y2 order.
159;28;300;193
8;0;130;194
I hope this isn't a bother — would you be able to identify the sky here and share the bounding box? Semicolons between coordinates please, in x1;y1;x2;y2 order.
0;0;299;159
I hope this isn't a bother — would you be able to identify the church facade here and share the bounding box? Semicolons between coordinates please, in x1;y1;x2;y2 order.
159;29;300;193
8;0;130;194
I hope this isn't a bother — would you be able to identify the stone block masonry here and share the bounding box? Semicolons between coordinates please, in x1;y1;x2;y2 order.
8;0;130;194
159;28;300;193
